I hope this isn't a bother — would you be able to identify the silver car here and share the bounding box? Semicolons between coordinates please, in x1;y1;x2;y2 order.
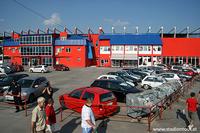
5;76;49;103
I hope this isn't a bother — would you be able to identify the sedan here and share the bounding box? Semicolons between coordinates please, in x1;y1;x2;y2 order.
5;76;49;103
54;64;70;71
91;79;142;102
141;76;167;89
59;87;118;118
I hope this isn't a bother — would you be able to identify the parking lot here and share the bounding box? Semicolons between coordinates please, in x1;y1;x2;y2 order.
0;67;200;133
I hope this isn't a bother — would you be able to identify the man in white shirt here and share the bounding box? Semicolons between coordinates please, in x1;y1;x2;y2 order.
81;98;96;133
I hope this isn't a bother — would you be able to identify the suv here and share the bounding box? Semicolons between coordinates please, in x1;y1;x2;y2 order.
54;64;69;71
91;80;142;102
59;87;118;118
29;65;49;73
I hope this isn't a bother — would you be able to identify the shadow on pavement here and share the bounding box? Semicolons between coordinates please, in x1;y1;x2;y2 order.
60;117;81;133
176;109;190;127
96;118;110;133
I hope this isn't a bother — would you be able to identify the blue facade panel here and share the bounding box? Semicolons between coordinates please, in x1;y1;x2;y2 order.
55;39;87;46
2;39;20;46
99;34;162;45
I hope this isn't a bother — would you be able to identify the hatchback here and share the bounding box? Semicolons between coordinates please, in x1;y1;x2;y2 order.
29;65;49;73
59;87;118;118
54;64;69;71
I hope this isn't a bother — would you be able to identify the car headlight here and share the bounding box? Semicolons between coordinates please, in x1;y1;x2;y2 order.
2;86;10;90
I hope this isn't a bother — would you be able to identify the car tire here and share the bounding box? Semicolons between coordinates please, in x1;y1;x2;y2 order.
28;94;35;103
143;84;150;90
41;70;44;73
30;69;33;73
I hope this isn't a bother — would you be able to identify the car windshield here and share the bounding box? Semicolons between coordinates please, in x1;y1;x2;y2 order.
0;76;12;82
100;92;115;102
120;83;133;90
116;77;124;82
18;79;34;88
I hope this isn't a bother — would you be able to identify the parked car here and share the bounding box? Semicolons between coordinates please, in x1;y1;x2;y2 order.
29;65;49;73
97;74;135;87
0;66;12;74
141;75;167;89
157;73;181;81
0;73;7;80
171;65;183;71
167;70;192;81
54;64;69;71
180;69;196;76
107;71;139;86
0;73;29;93
59;87;118;118
91;79;142;102
5;76;49;103
124;69;148;79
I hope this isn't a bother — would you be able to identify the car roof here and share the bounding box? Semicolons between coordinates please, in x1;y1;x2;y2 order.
76;87;112;95
8;73;28;77
94;79;123;83
21;76;45;80
99;75;118;78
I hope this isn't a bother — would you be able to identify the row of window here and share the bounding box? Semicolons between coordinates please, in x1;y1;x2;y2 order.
22;57;52;66
101;46;161;52
20;35;52;44
56;47;81;53
21;46;52;55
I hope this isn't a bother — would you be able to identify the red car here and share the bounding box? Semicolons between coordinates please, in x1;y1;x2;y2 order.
59;87;118;118
54;64;69;71
181;69;195;76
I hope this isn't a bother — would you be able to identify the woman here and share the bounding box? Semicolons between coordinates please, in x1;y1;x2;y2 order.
42;82;53;105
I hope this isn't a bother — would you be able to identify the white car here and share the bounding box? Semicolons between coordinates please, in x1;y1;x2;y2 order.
97;75;135;87
29;65;49;73
141;75;167;89
158;73;180;81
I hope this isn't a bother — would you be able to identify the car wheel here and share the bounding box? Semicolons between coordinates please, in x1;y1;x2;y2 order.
30;69;33;73
41;70;44;73
28;94;35;103
143;84;150;90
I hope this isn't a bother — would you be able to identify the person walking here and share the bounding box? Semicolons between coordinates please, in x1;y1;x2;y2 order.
186;92;198;130
81;98;96;133
45;98;58;133
42;82;53;105
8;80;24;112
32;97;46;133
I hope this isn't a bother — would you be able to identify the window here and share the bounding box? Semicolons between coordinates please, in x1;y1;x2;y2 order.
70;89;83;99
66;48;71;53
77;47;81;51
12;48;15;53
158;46;161;51
82;92;95;100
77;57;81;61
60;37;66;41
100;92;115;102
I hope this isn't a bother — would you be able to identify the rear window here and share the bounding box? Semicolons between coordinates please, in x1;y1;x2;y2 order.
82;91;95;100
100;92;115;102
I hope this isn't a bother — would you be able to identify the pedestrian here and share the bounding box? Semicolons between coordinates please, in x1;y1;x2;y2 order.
45;98;58;133
81;98;96;133
31;97;46;133
42;82;53;105
8;80;24;112
186;92;198;130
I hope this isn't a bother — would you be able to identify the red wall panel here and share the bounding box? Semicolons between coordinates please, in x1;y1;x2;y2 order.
162;38;200;56
4;46;21;64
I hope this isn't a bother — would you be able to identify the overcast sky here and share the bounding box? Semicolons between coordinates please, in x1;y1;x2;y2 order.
0;0;200;33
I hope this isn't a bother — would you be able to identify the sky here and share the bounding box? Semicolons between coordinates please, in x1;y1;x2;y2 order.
0;0;200;34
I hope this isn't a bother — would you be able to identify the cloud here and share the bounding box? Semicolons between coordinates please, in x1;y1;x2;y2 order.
43;13;61;26
104;18;130;27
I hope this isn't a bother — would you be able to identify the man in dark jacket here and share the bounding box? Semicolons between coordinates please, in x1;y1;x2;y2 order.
8;80;24;112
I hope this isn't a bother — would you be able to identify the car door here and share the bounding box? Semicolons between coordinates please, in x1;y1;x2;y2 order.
106;82;124;101
66;89;84;112
32;78;43;97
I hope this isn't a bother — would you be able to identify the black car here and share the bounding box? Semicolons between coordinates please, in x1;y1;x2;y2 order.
91;79;142;102
123;69;148;79
107;71;139;86
0;73;29;93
